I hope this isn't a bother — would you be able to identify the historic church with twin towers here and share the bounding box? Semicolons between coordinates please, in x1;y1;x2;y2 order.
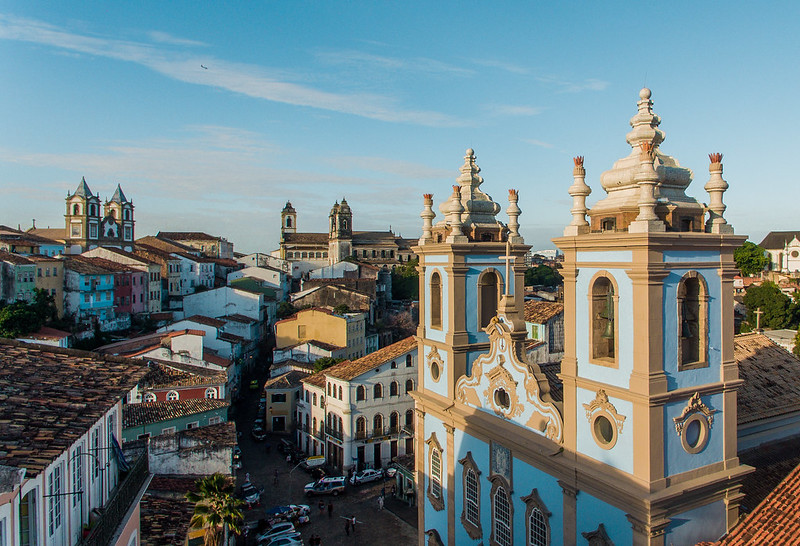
412;88;745;546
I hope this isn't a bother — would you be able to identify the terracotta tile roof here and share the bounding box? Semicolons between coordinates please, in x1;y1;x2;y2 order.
218;332;245;343
0;250;33;265
734;333;800;425
183;315;226;328
22;255;61;264
758;230;800;249
22;326;71;340
202;352;232;368
141;362;227;389
180;421;237;447
264;370;310;390
302;371;327;388
28;227;66;241
705;460;800;545
157;231;220;242
122;399;229;428
223;313;256;324
75;256;137;273
325;336;417;381
739;436;800;515
538;361;563;403
63;255;114;275
86;246;158;264
136;235;196;254
148;475;201;494
0;339;149;476
97;330;206;357
281;232;328;244
523;301;564;324
139;493;194;545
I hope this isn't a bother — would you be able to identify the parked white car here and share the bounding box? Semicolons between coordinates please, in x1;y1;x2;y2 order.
256;522;296;544
349;468;384;485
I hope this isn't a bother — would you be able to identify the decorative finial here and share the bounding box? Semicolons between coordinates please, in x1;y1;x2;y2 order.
704;153;733;234
626;87;664;150
445;185;467;242
506;189;522;243
639;87;651;100
629;142;665;232
564;156;591;236
419;194;435;244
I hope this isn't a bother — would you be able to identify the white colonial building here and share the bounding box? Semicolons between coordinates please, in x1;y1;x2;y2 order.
298;337;417;472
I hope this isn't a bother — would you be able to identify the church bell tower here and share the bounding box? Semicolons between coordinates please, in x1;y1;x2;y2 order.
553;88;749;544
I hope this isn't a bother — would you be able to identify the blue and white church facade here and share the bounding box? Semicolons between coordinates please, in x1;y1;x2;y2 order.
412;89;748;546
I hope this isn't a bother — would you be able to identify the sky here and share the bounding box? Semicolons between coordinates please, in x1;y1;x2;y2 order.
1;2;797;254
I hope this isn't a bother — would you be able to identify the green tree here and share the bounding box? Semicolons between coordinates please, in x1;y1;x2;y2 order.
391;258;419;300
793;327;800;358
332;304;351;315
313;356;346;372
0;289;57;338
734;241;769;276
185;473;244;546
276;301;298;320
742;282;800;330
524;265;563;287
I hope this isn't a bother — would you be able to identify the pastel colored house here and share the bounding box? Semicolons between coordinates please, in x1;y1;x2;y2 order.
121;398;230;442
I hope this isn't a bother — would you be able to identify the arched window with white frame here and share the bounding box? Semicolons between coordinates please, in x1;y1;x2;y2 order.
459;452;482;539
143;392;156;402
205;387;218;399
522;488;551;546
166;390;179;401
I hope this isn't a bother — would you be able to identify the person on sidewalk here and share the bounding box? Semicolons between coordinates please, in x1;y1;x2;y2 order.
327;501;333;518
345;517;351;536
378;495;384;511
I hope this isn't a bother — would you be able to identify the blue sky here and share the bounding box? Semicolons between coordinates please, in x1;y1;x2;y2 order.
1;2;797;253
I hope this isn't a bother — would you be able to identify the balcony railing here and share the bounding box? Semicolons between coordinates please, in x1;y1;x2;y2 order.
325;426;343;441
79;451;150;546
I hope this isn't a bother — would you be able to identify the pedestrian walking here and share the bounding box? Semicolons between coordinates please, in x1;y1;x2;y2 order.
378;495;384;511
351;515;357;533
345;518;351;536
328;500;333;518
391;483;397;498
245;472;250;483
318;500;325;513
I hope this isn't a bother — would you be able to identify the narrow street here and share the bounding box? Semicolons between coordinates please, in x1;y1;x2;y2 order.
232;370;417;545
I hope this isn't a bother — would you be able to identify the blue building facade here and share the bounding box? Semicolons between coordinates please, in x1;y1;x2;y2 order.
413;90;748;546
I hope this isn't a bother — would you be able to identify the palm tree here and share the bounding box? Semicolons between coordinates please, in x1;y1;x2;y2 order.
186;473;244;546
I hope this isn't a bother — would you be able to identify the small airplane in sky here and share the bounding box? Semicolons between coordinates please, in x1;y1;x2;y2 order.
200;65;208;69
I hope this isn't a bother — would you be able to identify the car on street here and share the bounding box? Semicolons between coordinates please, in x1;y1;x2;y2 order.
384;466;397;478
260;536;302;546
255;522;297;544
251;426;267;441
349;468;384;485
241;482;261;506
250;379;260;390
304;476;346;496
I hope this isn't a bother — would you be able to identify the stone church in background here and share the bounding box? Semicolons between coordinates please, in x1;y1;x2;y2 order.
413;89;746;545
275;198;417;276
31;177;135;254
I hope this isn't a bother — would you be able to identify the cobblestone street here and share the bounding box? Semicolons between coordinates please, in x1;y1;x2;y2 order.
232;380;417;546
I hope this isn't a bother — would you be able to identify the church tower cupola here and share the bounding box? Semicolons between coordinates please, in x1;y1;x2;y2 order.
414;148;529;403
281;201;297;235
328;198;353;264
589;88;704;233
553;89;748;543
64;176;101;252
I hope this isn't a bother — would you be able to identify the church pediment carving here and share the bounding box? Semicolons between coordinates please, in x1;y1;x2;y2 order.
455;315;564;443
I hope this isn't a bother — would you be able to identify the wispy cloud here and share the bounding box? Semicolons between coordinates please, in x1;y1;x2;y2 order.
0;14;463;127
147;30;207;48
323;155;453;180
523;138;555;149
534;74;609;93
485;104;544;117
472;58;530;75
315;49;475;78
